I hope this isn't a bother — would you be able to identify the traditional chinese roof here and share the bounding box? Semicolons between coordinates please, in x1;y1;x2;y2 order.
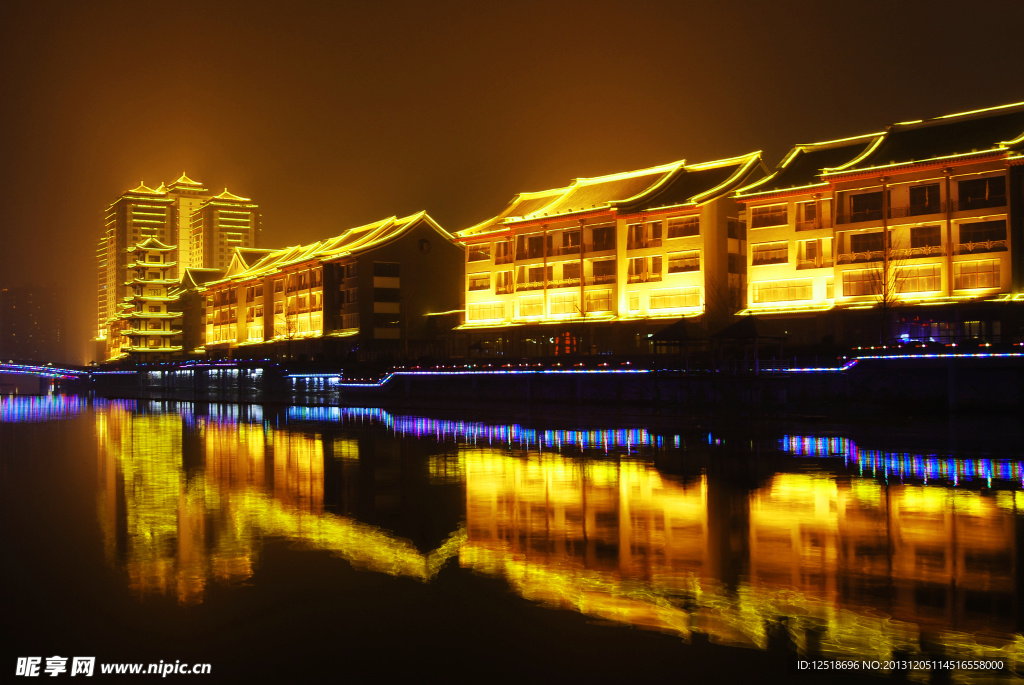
824;101;1024;177
736;133;883;199
172;172;202;186
127;181;166;195
176;268;226;292
210;211;454;286
614;152;766;213
213;188;250;201
127;237;176;252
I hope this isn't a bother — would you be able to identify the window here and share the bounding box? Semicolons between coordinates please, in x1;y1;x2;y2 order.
650;287;700;309
148;305;161;312
246;306;255;322
850;192;884;222
958;176;1006;210
519;295;543;317
649;221;662;241
346;288;359;303
549;292;579;315
842;269;880;297
954;259;1000;290
274;279;284;293
255;284;263;298
628;292;639;310
255;305;263;318
752;279;813;303
826;277;835;299
667;216;699;238
495;240;514;262
345;263;358;278
468;272;490;291
668;250;700;273
374;262;400;278
959;220;1007;246
909;183;941;215
561;262;580;282
274;301;284;315
591;260;615;283
911;225;941;249
527;235;547;259
467;302;505;320
374;287;400;302
727;220;746;239
897;264;941;293
850;232;885;254
591;225;615;250
468;243;491;262
750;204;787;228
585;289;613;312
246;286;255;302
752;241;788;265
147;255;161;262
147;271;161;280
495;270;514;293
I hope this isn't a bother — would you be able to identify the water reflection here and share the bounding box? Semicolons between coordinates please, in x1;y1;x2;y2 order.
75;397;1024;674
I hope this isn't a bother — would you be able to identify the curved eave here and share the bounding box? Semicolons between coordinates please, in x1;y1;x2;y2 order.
735;182;830;203
688;153;764;204
823;148;1010;180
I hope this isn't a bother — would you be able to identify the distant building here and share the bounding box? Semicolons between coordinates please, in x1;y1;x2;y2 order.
0;286;67;363
96;175;260;360
736;101;1024;345
195;212;462;361
454;154;766;356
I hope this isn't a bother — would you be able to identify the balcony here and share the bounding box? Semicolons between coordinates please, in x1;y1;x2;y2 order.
892;245;945;259
796;258;834;270
516;281;545;292
953;197;1006;212
467;249;490;262
626;238;663;250
837;250;884;264
496;283;514;294
585;274;616;286
547;277;581;289
956;239;1007;255
626;272;663;284
553;244;580;256
750;211;787;229
795;217;834;232
836;209;883;225
907;202;945;217
494;253;514;265
584;241;615;253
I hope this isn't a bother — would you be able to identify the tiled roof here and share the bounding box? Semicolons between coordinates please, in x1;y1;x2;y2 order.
210;212;453;285
829;102;1024;174
617;153;764;212
736;134;882;198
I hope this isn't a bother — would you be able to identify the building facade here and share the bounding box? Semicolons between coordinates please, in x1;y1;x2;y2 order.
196;212;462;361
455;154;766;356
736;102;1024;346
96;176;259;360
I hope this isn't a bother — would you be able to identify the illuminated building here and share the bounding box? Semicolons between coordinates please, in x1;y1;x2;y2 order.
189;188;262;271
95;175;259;358
455;154;766;355
736;102;1024;345
197;212;462;360
0;286;67;363
106;239;183;361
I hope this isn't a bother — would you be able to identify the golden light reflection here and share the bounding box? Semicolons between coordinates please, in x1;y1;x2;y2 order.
94;406;1024;673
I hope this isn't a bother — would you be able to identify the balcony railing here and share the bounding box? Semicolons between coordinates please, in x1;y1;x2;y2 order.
750;212;788;228
627;238;663;250
495;253;514;265
837;250;885;264
585;242;615;253
554;244;580;256
836;209;883;225
956;239;1007;255
795;217;834;232
585;274;616;286
892;245;945;259
953;197;1006;212
496;284;514;294
906;202;945;217
547;278;581;289
467;252;490;262
516;281;545;292
627;272;663;284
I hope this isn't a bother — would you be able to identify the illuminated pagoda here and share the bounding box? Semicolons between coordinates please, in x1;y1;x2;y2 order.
455;153;766;356
196;211;462;360
736;101;1024;345
108;238;183;361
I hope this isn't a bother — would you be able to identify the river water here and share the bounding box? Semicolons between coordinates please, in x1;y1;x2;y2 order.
2;395;1023;682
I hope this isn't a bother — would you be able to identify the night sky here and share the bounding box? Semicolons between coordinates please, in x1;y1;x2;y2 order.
2;0;1022;363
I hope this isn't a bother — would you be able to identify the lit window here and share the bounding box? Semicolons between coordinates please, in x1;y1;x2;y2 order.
752;279;812;303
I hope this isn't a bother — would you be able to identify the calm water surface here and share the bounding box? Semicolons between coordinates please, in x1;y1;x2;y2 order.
3;395;1023;682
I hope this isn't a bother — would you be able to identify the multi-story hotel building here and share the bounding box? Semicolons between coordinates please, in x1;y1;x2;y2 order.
106;239;183;361
96;175;259;360
736;102;1024;345
455;154;766;356
189;189;262;271
197;212;462;360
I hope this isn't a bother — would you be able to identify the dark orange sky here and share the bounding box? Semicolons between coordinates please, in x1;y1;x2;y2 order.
2;0;1023;362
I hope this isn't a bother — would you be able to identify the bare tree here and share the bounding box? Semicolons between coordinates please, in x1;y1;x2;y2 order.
867;230;910;344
